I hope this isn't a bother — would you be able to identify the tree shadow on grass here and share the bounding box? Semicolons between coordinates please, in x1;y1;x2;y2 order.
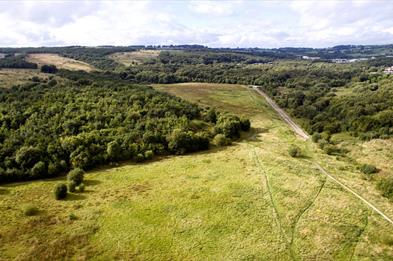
84;179;101;186
0;187;10;195
65;193;87;201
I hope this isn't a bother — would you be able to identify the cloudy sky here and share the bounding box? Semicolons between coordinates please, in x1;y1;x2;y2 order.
1;0;393;48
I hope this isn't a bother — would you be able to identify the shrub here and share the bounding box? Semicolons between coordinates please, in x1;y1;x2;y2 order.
213;134;231;146
312;133;322;142
67;168;85;186
69;213;78;220
41;64;58;74
240;118;251;131
288;145;301;157
317;139;329;149
79;183;85;192
68;181;77;192
23;205;39;216
377;177;393;200
360;164;378;175
167;129;209;154
54;183;68;200
144;150;154;160
31;161;46;178
135;153;145;162
323;145;338;155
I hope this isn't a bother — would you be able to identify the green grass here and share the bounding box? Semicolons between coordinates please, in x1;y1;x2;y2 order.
1;83;393;260
0;69;49;88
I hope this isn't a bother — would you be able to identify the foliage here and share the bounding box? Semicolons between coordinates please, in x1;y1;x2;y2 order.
0;54;37;69
213;134;231;146
23;204;39;216
377;177;393;200
360;164;378;174
79;183;85;192
69;213;78;220
144;150;154;160
312;133;322;142
41;64;58;74
167;129;209;155
0;74;250;182
67;168;85;186
288;145;302;157
68;180;77;192
54;183;67;200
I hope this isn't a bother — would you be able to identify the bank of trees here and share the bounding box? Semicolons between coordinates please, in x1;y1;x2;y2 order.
0;55;38;69
0;74;250;182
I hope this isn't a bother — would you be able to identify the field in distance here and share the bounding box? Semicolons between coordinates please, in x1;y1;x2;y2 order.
1;83;393;260
109;50;160;66
26;53;96;72
0;69;50;88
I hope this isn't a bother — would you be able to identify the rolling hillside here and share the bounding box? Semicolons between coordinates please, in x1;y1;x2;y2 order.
1;83;393;260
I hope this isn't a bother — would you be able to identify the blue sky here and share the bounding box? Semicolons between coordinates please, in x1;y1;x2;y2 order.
1;0;393;48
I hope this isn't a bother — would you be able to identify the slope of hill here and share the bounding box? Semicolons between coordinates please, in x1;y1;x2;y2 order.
26;53;96;72
2;83;392;260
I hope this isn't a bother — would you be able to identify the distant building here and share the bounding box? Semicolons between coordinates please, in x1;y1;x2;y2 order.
332;58;369;63
0;53;5;59
302;56;320;60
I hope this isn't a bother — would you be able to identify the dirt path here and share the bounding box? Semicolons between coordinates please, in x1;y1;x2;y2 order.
251;85;393;226
251;86;310;140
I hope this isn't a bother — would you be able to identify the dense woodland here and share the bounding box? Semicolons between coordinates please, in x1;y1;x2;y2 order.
0;72;249;182
0;54;38;69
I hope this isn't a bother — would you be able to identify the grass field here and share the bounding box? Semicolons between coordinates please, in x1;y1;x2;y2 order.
109;50;160;66
26;53;96;72
0;69;49;88
1;83;393;260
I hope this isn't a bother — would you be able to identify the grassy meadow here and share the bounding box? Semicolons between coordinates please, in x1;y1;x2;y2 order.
1;83;393;260
109;50;161;66
26;53;96;72
0;69;50;88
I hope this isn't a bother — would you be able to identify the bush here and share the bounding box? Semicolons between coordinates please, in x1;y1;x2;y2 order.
312;133;322;143
288;145;301;157
31;161;46;177
377;177;393;200
79;183;85;192
67;168;85;186
360;164;378;175
41;64;58;74
213;134;231;146
240;118;251;131
144;150;154;160
54;183;68;200
135;153;145;162
323;145;338;155
68;181;77;192
23;205;39;216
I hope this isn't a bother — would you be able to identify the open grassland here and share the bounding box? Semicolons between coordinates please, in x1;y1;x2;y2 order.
109;50;160;66
26;53;96;72
0;69;49;88
1;83;393;260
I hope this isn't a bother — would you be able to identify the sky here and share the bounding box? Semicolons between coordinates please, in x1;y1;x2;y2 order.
1;0;393;48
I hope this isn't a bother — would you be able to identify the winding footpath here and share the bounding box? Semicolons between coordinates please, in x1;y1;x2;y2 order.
251;85;393;226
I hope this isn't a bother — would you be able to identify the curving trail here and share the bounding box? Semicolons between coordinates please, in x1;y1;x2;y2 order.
251;85;393;227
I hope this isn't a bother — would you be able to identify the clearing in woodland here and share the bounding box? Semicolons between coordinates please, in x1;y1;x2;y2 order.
26;53;96;72
109;50;160;66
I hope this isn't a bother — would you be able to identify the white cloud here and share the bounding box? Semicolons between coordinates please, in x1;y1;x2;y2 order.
188;0;243;16
0;0;392;47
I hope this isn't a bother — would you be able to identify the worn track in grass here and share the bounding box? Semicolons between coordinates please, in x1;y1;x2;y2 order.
251;85;393;227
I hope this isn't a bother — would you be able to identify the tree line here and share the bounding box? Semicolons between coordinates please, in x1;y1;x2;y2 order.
0;72;250;182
